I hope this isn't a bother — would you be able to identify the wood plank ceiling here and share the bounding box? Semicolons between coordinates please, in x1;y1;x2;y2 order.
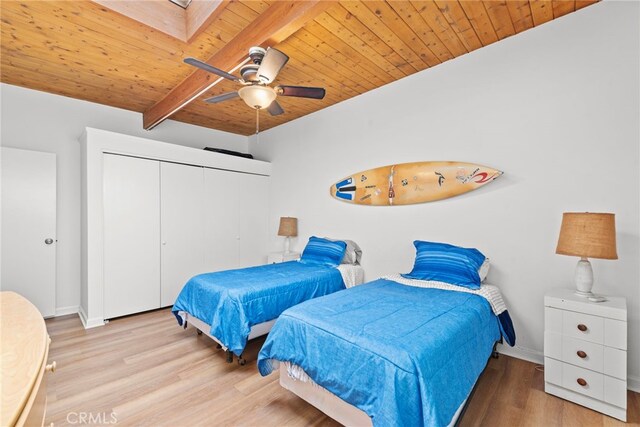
0;0;598;136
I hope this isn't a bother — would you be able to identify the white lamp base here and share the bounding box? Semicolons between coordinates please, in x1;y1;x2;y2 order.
574;257;594;297
283;236;291;255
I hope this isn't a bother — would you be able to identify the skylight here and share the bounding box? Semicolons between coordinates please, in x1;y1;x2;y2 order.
169;0;191;9
94;0;222;42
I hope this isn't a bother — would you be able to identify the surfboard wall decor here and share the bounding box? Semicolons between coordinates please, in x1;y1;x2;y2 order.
330;161;503;206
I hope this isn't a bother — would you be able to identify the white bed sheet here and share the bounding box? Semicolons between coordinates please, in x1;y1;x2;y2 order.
337;264;365;288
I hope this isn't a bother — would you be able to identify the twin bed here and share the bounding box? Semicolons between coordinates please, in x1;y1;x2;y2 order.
258;275;515;426
172;238;364;364
172;237;515;426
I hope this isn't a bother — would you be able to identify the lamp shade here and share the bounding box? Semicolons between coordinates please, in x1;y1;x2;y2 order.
556;212;618;259
238;85;277;109
278;217;298;237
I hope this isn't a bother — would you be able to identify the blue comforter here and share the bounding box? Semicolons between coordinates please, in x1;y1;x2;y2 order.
258;279;512;427
172;261;345;355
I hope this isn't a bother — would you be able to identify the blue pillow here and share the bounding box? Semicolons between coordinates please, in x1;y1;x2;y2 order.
299;236;347;267
402;241;486;290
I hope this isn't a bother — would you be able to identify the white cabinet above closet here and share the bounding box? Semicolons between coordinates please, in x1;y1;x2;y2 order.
81;128;270;329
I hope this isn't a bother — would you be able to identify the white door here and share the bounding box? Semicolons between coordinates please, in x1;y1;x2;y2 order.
203;168;240;272
103;154;160;318
238;174;269;267
1;147;56;317
160;162;206;307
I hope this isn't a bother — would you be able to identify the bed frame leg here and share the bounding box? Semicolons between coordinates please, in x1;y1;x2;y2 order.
196;329;203;335
492;342;499;359
226;350;233;364
237;355;246;366
183;320;188;330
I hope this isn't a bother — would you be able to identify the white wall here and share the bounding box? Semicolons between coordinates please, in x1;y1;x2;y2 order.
249;2;640;387
0;84;248;315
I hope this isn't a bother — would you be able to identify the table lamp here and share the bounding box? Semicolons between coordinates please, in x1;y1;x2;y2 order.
555;212;618;297
278;217;297;255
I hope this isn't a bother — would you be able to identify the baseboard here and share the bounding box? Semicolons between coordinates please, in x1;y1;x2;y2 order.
78;305;104;329
55;305;79;316
498;344;640;392
496;343;544;365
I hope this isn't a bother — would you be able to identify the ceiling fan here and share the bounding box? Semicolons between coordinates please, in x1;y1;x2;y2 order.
184;47;326;130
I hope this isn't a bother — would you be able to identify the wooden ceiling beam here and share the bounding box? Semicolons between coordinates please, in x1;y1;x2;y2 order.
143;0;331;130
186;0;230;43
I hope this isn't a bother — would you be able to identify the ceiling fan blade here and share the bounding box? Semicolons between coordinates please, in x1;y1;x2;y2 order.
277;85;325;99
257;48;289;84
184;57;239;82
203;91;239;104
267;100;285;116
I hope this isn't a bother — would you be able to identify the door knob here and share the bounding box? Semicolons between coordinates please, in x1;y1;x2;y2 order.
45;238;54;245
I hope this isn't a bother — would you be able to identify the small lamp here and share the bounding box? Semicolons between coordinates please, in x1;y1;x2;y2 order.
278;217;297;255
555;212;618;297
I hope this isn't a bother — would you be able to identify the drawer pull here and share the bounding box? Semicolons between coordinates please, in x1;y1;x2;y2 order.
576;350;587;359
577;324;588;332
576;378;587;387
45;361;57;373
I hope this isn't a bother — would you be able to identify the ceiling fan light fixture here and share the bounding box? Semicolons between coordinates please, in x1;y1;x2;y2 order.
238;85;277;110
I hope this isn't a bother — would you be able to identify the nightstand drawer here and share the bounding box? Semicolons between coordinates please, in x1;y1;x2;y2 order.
562;310;603;344
561;336;603;372
562;362;604;401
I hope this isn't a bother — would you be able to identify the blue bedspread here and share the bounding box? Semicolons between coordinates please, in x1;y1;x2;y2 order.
258;279;510;427
172;261;344;355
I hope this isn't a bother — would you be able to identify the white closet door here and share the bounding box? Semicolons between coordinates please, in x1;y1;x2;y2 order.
203;168;240;272
103;154;160;319
160;162;206;307
238;174;269;267
1;147;57;317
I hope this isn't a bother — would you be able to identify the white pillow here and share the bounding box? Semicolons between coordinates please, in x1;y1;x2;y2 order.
479;258;490;282
324;238;362;265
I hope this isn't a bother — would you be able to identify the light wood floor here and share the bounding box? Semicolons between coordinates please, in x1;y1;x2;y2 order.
45;309;639;426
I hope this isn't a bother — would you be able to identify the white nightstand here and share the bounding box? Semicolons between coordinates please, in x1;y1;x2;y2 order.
268;252;301;264
544;288;627;421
